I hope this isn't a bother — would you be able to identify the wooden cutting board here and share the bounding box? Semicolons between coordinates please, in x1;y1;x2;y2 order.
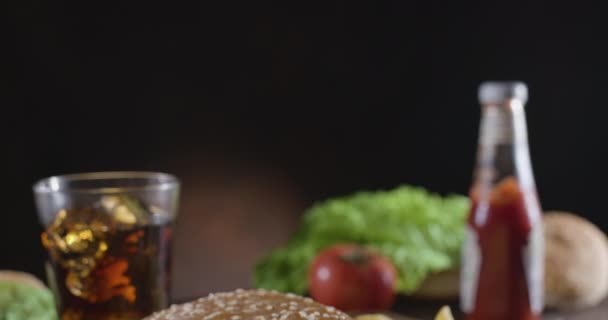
175;296;608;319
371;297;608;320
544;298;608;320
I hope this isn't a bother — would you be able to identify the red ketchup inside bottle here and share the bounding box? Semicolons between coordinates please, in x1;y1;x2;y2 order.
464;176;542;320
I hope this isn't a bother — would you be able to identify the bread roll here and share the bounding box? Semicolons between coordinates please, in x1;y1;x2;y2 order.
544;211;608;309
411;268;460;300
144;289;351;320
0;270;47;290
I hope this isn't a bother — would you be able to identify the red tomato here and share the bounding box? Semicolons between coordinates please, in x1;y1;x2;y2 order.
308;243;397;311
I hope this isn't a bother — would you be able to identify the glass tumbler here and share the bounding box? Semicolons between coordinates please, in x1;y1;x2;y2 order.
33;172;179;320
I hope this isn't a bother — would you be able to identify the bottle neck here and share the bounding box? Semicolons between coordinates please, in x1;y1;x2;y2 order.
475;99;535;191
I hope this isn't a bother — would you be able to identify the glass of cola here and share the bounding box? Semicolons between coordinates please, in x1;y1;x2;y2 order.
33;172;180;320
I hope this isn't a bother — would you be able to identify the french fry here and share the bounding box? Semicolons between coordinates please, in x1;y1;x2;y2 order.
434;306;454;320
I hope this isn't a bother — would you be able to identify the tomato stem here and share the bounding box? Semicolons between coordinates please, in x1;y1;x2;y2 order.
339;249;369;265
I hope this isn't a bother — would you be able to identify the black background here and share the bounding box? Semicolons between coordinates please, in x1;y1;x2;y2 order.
4;1;608;296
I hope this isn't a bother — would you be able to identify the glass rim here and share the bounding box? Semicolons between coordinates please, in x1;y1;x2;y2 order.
33;171;180;195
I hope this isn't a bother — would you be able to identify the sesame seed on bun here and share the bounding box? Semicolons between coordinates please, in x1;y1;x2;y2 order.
143;289;352;320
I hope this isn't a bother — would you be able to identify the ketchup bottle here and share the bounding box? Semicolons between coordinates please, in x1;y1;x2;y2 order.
461;82;543;320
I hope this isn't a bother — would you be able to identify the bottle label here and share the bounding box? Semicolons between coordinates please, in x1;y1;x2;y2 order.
522;223;544;313
460;225;481;312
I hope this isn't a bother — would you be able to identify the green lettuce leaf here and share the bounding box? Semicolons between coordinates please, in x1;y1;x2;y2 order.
253;185;469;294
0;281;57;320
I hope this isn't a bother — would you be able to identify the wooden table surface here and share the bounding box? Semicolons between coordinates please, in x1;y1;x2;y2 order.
544;299;608;320
382;297;608;320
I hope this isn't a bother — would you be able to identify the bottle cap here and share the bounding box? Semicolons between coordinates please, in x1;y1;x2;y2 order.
478;81;528;104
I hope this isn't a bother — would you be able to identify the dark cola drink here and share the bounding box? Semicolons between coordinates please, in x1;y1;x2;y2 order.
42;196;173;320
